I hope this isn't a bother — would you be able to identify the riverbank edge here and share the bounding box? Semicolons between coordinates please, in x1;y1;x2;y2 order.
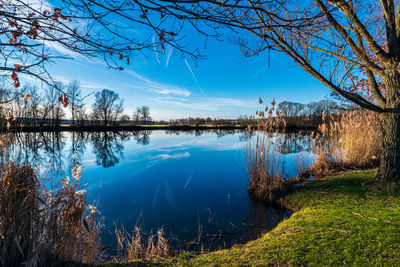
1;124;318;132
104;169;400;266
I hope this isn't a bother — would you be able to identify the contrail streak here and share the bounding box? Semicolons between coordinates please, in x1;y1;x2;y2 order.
152;35;160;64
166;47;173;68
184;58;204;93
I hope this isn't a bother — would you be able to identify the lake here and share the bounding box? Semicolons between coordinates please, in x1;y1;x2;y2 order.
5;129;313;253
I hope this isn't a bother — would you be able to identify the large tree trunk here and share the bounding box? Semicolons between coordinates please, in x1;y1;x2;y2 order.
376;69;400;183
377;112;400;183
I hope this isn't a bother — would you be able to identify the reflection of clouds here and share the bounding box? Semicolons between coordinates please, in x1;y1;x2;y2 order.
149;136;244;153
152;96;255;111
150;151;190;160
81;158;96;166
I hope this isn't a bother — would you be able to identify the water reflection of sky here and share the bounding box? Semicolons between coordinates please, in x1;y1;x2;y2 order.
8;130;314;252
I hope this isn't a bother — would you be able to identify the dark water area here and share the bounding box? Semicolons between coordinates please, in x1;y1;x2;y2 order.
4;129;314;253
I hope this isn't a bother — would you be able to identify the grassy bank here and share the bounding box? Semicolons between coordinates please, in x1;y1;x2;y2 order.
107;170;400;266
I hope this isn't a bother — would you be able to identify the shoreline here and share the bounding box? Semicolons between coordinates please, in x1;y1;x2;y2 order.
105;169;400;266
1;124;318;133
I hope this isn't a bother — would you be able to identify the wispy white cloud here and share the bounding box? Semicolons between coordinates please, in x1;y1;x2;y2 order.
126;70;191;97
150;152;190;160
184;59;203;93
50;75;117;91
80;80;113;90
152;96;256;111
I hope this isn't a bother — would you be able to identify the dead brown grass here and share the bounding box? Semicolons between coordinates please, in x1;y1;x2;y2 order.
0;162;102;266
246;131;287;202
115;225;170;261
310;110;381;176
245;98;288;202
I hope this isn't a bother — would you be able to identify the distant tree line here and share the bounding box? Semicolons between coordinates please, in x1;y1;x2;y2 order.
277;99;348;118
0;79;351;130
167;117;238;127
0;81;152;129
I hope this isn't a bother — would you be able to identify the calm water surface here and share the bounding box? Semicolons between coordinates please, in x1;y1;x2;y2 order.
9;130;313;252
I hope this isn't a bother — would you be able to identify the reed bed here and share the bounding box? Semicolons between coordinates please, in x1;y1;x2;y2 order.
246;131;287;202
310;110;381;176
115;225;170;261
0;161;102;266
245;98;288;202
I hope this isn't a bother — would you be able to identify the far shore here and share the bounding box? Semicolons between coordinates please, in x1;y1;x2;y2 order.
1;123;318;133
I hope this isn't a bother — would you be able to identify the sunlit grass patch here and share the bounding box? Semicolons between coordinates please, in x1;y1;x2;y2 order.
140;125;168;127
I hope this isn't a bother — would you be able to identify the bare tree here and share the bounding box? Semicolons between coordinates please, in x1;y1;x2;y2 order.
115;0;400;183
138;106;151;125
92;89;123;127
75;107;88;127
67;80;82;127
132;109;141;125
0;0;198;93
42;82;65;127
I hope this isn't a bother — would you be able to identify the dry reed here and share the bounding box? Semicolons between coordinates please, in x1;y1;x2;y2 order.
310;110;381;176
0;162;102;266
245;98;288;202
115;225;170;261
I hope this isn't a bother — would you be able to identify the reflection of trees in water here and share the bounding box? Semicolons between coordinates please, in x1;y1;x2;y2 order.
68;131;88;168
239;131;255;142
40;132;66;175
132;130;151;146
274;132;314;154
0;130;153;171
1;132;67;176
90;131;126;168
176;193;290;252
215;129;235;138
245;197;289;239
240;130;314;154
165;129;239;138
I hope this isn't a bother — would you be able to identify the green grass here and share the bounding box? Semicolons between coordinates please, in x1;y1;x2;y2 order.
105;170;400;266
140;124;169;127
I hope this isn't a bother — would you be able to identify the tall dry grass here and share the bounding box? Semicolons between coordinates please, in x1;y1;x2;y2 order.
310;110;381;176
246;132;287;202
115;225;169;261
245;98;288;202
0;162;102;266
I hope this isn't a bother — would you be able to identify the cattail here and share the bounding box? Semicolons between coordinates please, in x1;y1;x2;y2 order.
23;93;32;101
270;98;276;109
12;105;18;120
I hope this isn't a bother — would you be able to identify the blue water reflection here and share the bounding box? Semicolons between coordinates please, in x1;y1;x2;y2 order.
8;130;313;252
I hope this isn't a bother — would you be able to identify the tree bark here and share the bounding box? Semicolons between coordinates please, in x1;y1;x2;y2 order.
377;112;400;183
376;68;400;183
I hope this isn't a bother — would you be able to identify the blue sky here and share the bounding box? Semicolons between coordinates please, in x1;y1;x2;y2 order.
22;3;331;120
